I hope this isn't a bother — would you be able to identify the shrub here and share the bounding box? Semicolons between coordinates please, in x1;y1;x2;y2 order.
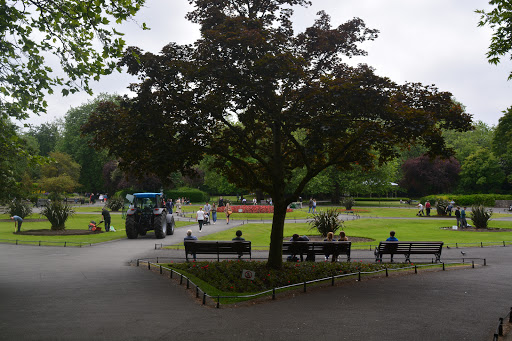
216;205;292;213
164;187;209;203
308;208;344;237
6;199;32;219
105;195;124;211
341;197;355;210
470;205;492;229
40;201;74;230
435;199;449;216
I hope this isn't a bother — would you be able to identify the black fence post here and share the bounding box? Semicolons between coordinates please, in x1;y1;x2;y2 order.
331;275;335;286
442;263;445;271
472;261;475;269
484;259;487;266
180;274;183;285
196;287;199;298
64;241;67;247
187;278;190;289
415;265;417;274
160;265;163;274
202;293;206;305
481;242;484;248
304;281;307;292
499;318;504;336
385;267;388;277
504;241;506;247
157;257;159;263
272;288;276;300
456;243;458;248
170;270;173;279
358;271;361;281
509;307;512;323
216;296;220;309
148;262;151;270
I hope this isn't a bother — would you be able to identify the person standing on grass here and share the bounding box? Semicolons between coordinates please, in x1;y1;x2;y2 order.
425;200;431;216
455;206;461;228
101;208;111;232
461;207;468;228
312;199;317;213
225;202;232;224
308;198;313;213
10;216;23;233
196;207;205;232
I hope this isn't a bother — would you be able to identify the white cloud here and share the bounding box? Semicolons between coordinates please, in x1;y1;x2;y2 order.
26;0;512;127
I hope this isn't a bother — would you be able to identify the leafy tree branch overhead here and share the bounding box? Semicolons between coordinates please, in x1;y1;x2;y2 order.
0;0;147;119
83;0;472;268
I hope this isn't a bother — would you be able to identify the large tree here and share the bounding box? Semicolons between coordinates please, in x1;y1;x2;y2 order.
0;0;146;119
83;0;472;268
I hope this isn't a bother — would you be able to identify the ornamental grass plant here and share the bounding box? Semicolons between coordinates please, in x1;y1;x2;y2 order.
40;201;74;230
470;205;493;229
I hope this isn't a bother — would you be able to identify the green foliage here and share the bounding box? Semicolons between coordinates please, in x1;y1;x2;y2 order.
477;2;512;80
470;205;493;229
1;0;146;119
105;196;124;212
26;122;62;157
442;120;494;164
420;194;512;207
434;199;449;216
58;94;114;192
341;197;355;210
40;201;75;231
308;208;344;237
164;187;209;203
6;199;32;219
458;148;505;193
39;175;79;194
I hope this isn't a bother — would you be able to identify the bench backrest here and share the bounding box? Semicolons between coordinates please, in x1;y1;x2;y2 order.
377;241;443;254
282;241;352;254
184;241;251;254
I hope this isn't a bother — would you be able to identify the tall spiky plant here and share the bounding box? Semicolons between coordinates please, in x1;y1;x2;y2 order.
470;205;492;229
40;201;74;230
308;208;344;237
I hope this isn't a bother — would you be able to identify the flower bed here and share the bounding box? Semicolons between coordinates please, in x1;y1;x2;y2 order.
217;205;293;213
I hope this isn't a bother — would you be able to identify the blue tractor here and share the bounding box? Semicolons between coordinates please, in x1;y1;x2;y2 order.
125;193;175;239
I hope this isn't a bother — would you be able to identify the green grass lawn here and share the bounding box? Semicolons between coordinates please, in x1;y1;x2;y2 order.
0;214;191;245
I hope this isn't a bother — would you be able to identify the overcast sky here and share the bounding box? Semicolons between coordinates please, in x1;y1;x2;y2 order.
27;0;512;127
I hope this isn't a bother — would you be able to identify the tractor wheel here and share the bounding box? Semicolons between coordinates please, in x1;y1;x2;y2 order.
125;215;138;239
166;214;175;235
154;214;167;239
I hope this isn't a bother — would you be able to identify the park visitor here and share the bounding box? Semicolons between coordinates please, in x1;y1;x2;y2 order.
184;230;198;261
386;231;398;241
10;215;23;233
196;207;205;232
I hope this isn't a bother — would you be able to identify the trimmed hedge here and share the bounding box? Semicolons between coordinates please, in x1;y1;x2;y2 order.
419;194;512;207
354;197;410;202
164;187;209;203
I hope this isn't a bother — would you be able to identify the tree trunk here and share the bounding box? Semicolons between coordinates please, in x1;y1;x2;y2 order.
266;200;287;269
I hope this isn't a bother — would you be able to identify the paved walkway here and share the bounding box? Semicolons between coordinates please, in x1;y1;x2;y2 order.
1;219;512;340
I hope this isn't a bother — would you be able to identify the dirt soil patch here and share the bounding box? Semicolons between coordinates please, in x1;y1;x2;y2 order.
15;229;102;236
0;219;47;223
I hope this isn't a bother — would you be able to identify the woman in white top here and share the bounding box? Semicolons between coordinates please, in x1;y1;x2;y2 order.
196;207;205;232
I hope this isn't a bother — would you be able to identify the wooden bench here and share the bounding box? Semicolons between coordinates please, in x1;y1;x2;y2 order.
282;241;352;262
184;241;251;261
374;241;443;263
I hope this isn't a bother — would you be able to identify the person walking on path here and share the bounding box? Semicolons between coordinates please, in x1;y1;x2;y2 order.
455;206;461;228
10;216;23;233
204;202;211;222
184;230;198;261
211;203;217;224
101;208;111;232
225;202;232;224
461;207;468;228
196;207;205;232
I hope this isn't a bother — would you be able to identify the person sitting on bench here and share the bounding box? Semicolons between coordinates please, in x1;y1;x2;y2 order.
386;230;398;241
289;233;309;262
184;230;198;261
232;230;245;258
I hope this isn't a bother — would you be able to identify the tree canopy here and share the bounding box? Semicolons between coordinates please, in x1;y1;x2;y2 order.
477;0;512;80
0;0;146;119
83;0;472;268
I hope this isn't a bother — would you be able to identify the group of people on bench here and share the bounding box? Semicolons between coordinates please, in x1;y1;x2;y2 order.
288;231;349;262
184;229;246;261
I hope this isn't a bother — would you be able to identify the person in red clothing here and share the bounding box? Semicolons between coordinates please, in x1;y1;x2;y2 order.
425;200;431;216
